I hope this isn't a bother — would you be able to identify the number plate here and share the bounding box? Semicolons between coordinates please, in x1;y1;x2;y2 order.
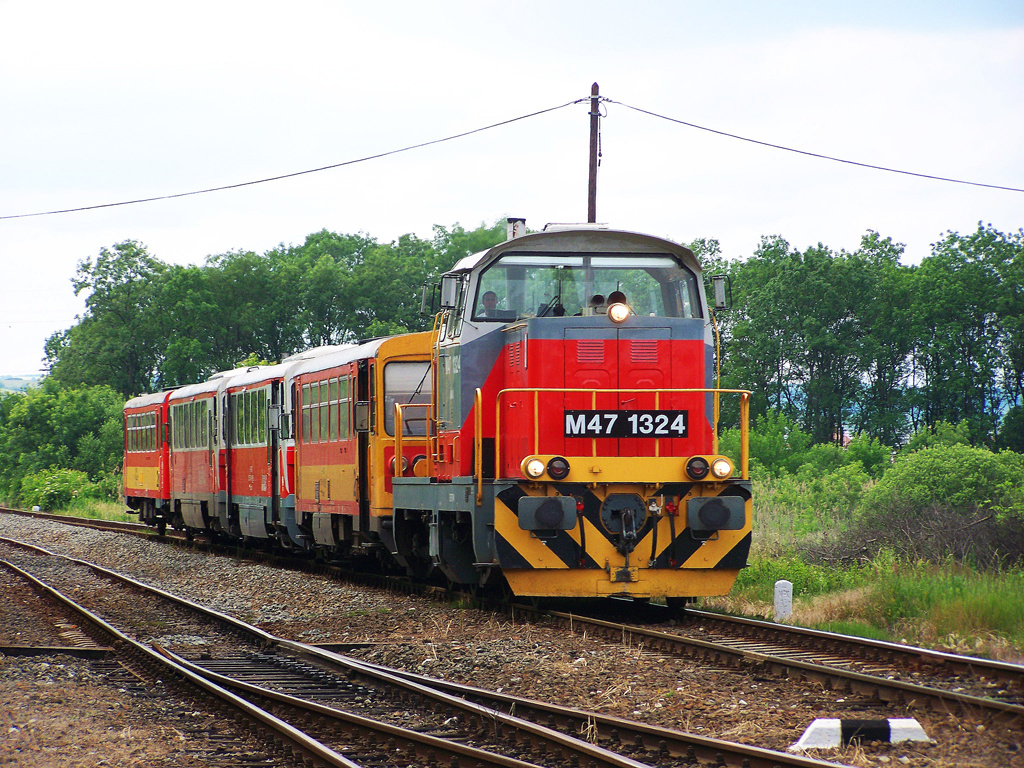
564;410;688;438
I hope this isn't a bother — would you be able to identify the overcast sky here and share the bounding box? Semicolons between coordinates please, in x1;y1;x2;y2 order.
2;1;1022;378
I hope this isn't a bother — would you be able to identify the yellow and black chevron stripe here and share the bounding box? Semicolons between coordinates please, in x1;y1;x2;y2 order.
493;481;752;598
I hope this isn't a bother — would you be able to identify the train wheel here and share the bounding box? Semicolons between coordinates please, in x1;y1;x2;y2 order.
665;596;690;617
157;520;166;537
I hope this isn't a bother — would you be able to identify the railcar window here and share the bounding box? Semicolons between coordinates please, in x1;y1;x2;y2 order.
329;379;339;441
310;382;320;443
257;390;266;445
319;379;329;443
383;361;431;437
472;253;701;321
301;384;311;443
340;377;351;438
247;391;256;445
200;401;208;447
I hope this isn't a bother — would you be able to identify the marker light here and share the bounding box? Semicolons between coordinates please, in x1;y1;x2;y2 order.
390;455;409;475
547;456;570;480
608;303;630;323
525;458;546;478
711;457;733;479
685;456;710;480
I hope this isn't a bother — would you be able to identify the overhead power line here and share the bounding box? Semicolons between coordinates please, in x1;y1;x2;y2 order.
2;92;1020;221
606;98;1024;194
0;99;587;220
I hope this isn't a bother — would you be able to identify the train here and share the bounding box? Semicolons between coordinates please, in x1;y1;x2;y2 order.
124;221;752;605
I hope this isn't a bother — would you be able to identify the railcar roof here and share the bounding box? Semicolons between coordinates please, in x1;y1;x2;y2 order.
124;390;173;409
448;227;700;275
291;337;388;378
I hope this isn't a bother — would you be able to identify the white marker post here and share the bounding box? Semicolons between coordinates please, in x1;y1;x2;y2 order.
774;579;793;622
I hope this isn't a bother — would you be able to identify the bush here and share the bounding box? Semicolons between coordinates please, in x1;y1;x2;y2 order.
20;468;91;510
864;444;1024;520
814;446;1024;567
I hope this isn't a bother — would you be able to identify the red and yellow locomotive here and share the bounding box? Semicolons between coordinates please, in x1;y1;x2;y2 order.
125;223;750;603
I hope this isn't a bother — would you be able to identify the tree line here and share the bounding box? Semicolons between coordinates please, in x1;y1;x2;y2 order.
4;218;1020;507
43;222;508;396
696;224;1023;450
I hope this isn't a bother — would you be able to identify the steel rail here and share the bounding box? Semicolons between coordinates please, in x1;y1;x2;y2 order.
544;610;1024;727
352;657;853;768
683;607;1024;689
0;536;652;768
156;646;545;768
0;557;361;768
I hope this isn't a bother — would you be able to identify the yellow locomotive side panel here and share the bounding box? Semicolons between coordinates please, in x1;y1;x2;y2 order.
369;332;434;519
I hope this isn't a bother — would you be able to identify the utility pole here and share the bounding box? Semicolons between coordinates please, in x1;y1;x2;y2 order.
587;82;600;223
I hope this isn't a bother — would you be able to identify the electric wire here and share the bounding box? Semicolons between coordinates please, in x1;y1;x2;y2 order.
0;99;587;221
3;92;1021;222
605;98;1024;194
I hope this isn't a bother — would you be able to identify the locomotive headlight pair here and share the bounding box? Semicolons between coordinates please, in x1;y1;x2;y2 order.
685;456;733;480
523;456;571;480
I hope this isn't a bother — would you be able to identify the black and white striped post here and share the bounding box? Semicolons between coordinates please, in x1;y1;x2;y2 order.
790;718;929;751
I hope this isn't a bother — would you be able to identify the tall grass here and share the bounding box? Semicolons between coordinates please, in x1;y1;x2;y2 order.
870;559;1024;652
703;466;1024;660
59;497;136;522
706;548;1024;661
748;467;871;557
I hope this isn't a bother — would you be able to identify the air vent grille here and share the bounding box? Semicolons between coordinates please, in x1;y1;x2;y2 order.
630;340;659;363
577;340;604;364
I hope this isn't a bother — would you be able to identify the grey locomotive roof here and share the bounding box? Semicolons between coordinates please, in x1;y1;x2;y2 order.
447;227;700;276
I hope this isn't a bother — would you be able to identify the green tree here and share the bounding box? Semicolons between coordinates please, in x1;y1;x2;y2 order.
45;241;165;396
909;225;1014;443
0;381;124;503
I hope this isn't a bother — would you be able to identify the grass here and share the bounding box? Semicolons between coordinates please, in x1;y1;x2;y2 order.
704;559;1024;661
703;471;1024;663
53;498;136;523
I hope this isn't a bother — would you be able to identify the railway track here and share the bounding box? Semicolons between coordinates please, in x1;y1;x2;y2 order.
536;606;1024;730
0;533;850;768
6;506;1024;732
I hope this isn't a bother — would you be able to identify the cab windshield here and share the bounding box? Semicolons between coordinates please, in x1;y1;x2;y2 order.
471;253;701;321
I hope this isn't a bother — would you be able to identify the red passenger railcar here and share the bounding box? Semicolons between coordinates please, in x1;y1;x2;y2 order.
123;390;172;532
168;377;227;536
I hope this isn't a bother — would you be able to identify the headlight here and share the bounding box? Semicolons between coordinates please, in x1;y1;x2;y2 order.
524;458;546;478
710;457;733;479
608;302;630;323
685;456;710;480
547;456;570;480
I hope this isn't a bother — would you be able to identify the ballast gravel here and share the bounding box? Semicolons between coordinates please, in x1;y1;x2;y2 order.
1;514;1021;768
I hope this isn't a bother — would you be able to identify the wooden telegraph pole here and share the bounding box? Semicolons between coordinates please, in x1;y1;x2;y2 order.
587;82;600;223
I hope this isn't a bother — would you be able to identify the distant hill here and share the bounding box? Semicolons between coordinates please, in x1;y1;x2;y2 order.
1;376;40;393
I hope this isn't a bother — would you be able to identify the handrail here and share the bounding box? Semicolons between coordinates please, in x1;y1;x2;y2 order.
392;402;433;480
474;388;483;505
494;387;752;481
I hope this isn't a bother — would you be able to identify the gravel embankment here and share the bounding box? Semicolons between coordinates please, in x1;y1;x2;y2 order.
2;514;1021;767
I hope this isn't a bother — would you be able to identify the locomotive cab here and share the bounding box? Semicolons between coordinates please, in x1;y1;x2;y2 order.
392;224;751;602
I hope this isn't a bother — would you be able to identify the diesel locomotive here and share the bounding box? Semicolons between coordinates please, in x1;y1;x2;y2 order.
124;221;751;603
